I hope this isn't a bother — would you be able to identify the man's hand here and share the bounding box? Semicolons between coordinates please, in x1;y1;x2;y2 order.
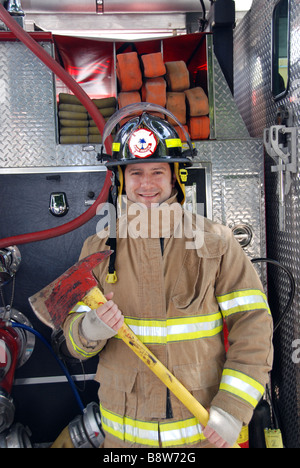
203;425;232;448
203;406;242;448
81;292;124;341
96;292;124;331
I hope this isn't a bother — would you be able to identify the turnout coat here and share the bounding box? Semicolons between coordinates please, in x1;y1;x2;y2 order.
63;193;273;448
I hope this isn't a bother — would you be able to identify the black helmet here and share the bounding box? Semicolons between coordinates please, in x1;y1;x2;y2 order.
102;102;195;166
101;103;196;284
105;113;193;168
101;102;196;203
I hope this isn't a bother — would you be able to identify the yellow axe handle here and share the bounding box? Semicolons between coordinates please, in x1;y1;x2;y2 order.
83;286;240;448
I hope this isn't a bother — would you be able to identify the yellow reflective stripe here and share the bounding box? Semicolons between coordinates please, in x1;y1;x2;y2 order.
165;138;182;148
100;404;205;447
68;314;102;358
168;313;223;342
216;289;271;317
112;142;121;152
160;417;205;447
220;369;265;408
113;313;223;344
100;405;159;446
69;301;91;314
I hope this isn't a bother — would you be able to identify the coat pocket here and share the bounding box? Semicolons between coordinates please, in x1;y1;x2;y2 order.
173;361;221;416
171;251;201;309
96;360;138;416
171;250;219;313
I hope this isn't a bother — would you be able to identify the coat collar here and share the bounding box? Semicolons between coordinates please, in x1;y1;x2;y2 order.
117;190;183;239
116;191;227;258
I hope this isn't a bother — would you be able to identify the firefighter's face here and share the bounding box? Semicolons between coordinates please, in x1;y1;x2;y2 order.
124;162;175;208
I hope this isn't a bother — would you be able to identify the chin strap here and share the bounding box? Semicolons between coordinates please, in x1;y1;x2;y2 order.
105;183;118;284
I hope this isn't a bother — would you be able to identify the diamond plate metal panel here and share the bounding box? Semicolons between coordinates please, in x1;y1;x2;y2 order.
0;41;56;167
213;54;250;140
234;0;300;448
194;138;266;260
234;0;300;137
0;40;103;169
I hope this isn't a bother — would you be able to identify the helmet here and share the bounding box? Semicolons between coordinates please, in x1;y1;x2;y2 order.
106;112;193;167
101;103;196;204
101;103;197;285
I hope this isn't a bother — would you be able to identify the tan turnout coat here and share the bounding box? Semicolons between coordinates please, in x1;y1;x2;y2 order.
63;194;273;448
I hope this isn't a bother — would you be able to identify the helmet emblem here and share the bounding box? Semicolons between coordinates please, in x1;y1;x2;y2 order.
128;128;158;158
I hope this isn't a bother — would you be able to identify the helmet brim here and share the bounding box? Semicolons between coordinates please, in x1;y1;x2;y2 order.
105;156;193;168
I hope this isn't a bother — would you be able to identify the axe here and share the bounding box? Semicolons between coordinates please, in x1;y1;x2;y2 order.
29;252;239;448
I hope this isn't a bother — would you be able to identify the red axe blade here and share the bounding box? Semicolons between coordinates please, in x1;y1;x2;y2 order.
28;251;112;329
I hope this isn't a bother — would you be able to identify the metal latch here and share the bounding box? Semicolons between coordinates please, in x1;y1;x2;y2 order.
231;224;253;248
263;123;298;231
0;246;21;287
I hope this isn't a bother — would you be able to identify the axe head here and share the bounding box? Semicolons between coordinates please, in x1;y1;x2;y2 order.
29;251;112;329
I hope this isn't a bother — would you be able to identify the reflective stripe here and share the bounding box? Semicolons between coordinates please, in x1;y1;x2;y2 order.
160;418;205;447
101;405;158;446
68;314;103;358
216;289;271;318
100;404;205;447
165;138;182;148
220;369;265;408
113;313;223;345
69;301;92;314
112;142;121;152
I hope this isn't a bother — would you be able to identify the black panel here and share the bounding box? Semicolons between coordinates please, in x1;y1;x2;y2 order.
186;166;207;217
0;170;107;444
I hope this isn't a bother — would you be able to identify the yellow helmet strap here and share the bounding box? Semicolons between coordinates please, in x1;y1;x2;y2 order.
174;162;186;205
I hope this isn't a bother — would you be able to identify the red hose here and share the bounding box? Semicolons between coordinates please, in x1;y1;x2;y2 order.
0;5;113;248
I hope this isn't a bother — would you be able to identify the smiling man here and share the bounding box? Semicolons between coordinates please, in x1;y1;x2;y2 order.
62;110;273;449
124;162;175;208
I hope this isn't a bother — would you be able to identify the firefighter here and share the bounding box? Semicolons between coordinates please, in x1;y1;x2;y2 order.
62;109;273;448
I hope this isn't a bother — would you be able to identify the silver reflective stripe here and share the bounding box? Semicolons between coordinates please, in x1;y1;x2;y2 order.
160;418;205;447
100;405;159;446
70;302;92;314
100;405;205;447
220;369;265;408
122;313;223;344
221;294;269;311
168;317;222;337
217;289;271;317
124;423;158;445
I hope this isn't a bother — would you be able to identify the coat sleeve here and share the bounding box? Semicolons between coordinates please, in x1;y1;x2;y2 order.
62;236;108;361
62;310;107;361
211;227;274;425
